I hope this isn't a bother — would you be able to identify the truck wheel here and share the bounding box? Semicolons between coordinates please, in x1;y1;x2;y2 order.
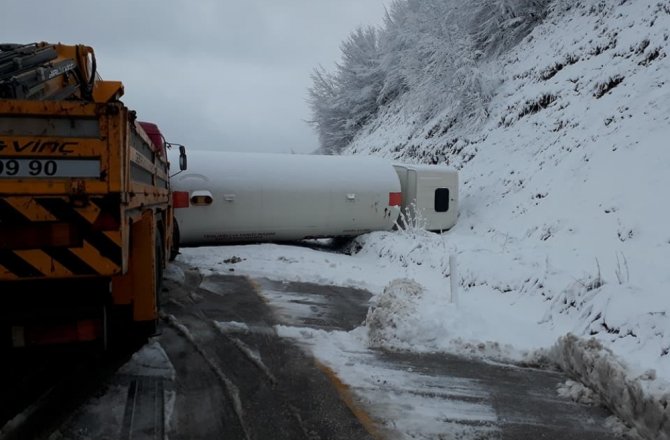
155;228;164;310
169;221;180;261
106;225;163;353
129;228;163;344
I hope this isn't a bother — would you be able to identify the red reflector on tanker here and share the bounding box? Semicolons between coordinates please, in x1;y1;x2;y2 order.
389;192;402;206
173;191;190;208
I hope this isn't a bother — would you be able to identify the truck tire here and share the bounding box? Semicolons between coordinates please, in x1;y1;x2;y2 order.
155;227;164;303
106;227;163;353
169;221;180;262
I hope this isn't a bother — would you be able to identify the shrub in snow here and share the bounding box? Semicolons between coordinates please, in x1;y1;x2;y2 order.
395;201;429;232
366;278;426;349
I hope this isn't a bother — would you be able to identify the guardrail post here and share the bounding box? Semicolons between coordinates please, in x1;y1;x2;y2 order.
449;254;458;305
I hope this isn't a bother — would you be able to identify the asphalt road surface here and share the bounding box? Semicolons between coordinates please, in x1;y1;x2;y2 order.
6;262;634;440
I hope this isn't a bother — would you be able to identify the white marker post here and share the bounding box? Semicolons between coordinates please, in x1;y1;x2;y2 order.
449;254;458;305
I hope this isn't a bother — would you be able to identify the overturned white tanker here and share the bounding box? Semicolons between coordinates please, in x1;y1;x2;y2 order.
169;150;459;248
170;150;404;246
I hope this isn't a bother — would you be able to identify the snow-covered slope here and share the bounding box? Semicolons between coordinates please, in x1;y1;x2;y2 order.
338;1;670;437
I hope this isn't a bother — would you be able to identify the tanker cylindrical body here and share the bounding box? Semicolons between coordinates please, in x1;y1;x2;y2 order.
170;150;402;246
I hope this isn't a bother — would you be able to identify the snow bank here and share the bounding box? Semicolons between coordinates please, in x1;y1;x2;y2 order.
348;234;670;438
366;278;427;349
118;339;176;380
177;220;670;438
550;334;670;440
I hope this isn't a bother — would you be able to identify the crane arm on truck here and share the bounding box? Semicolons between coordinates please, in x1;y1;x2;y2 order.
0;42;123;103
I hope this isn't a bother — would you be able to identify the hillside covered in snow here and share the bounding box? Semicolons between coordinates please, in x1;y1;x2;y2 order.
309;0;670;438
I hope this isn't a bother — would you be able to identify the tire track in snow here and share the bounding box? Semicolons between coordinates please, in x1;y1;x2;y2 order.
162;312;253;440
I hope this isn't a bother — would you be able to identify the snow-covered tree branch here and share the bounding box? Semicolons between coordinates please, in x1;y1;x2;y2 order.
309;0;550;154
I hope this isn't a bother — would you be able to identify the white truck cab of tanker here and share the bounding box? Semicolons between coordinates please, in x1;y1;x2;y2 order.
392;163;459;232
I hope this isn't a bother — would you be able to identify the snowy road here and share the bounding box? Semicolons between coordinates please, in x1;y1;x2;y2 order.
34;261;631;440
47;269;374;440
253;276;630;440
1;257;634;439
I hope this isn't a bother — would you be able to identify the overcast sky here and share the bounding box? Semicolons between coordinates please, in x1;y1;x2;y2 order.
3;0;392;154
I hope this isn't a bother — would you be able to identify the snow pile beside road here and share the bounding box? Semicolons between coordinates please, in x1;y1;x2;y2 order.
550;334;670;440
557;378;601;406
118;339;176;380
362;275;524;362
366;278;430;349
163;263;186;284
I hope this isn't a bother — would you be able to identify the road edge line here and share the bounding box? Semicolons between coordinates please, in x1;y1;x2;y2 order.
316;361;385;440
